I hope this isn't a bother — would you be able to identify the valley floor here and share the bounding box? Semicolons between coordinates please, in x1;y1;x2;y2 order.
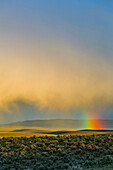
0;126;113;137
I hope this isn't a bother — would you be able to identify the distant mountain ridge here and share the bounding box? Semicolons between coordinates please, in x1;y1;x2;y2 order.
2;119;113;130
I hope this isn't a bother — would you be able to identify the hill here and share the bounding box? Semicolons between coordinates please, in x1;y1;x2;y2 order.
2;119;113;130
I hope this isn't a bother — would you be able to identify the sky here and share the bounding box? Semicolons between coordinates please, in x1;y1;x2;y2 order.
0;0;113;123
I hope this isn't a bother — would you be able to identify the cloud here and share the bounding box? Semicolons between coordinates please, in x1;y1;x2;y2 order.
0;42;113;113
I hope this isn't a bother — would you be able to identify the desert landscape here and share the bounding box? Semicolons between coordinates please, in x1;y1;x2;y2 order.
0;120;112;169
0;0;113;169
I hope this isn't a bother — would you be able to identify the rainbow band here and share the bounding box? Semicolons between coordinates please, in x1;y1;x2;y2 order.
81;112;104;129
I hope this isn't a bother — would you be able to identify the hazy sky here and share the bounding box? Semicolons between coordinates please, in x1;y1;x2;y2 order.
0;0;113;123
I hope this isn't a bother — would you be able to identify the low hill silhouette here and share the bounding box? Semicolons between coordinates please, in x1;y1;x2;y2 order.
2;119;113;130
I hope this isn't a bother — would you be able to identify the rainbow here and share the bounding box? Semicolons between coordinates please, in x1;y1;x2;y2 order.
81;112;105;130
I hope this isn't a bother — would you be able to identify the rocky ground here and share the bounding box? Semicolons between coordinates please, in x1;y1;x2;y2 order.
0;134;113;169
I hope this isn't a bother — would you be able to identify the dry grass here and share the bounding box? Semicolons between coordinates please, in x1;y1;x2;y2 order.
0;126;54;137
0;126;112;137
0;132;54;137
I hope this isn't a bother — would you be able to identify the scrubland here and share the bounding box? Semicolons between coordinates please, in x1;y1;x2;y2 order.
0;134;113;169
